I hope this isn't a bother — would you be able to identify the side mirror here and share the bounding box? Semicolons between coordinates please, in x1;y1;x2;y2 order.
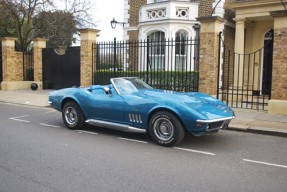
103;87;111;95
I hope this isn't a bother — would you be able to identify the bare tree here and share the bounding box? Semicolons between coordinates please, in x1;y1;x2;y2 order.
0;0;96;51
59;0;96;28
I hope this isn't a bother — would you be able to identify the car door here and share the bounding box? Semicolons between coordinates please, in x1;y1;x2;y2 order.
89;87;126;123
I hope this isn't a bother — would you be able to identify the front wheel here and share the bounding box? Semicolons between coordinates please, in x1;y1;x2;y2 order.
149;111;185;147
62;101;84;130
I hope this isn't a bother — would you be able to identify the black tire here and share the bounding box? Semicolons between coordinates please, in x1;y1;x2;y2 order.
149;111;185;147
62;101;85;130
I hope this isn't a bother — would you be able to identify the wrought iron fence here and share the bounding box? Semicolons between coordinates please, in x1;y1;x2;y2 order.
93;38;199;92
217;32;271;110
23;50;34;81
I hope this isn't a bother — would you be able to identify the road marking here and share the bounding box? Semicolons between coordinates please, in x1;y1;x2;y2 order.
40;123;60;128
46;110;57;113
75;130;98;135
243;159;287;169
118;137;148;144
173;147;216;156
9;115;30;123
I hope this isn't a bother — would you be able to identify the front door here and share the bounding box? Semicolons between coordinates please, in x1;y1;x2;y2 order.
262;29;273;95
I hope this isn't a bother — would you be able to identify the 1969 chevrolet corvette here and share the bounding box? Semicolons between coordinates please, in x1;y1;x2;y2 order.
49;77;235;146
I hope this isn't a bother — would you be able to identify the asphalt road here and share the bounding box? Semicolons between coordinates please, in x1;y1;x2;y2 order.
0;102;286;192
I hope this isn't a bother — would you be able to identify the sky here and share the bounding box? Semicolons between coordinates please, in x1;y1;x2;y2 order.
93;0;124;42
55;0;124;42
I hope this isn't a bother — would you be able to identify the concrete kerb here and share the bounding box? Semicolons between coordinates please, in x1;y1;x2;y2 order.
228;108;287;137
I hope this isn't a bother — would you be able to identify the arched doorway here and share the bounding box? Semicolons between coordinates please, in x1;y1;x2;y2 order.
262;29;273;95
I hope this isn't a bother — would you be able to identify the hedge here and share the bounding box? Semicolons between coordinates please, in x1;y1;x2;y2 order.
93;70;199;92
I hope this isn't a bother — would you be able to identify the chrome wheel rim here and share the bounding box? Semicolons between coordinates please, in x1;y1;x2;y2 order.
153;117;174;141
64;107;78;126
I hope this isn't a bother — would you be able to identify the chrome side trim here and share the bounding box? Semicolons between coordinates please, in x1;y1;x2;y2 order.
196;116;235;123
85;119;146;133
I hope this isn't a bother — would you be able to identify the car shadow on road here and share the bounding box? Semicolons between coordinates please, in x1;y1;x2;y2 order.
73;124;234;149
177;130;238;151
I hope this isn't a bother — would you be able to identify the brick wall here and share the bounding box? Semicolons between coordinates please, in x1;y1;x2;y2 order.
224;0;236;22
127;0;146;41
80;39;94;86
128;0;146;27
1;42;23;81
222;25;235;88
14;52;23;81
128;31;139;41
272;27;287;100
80;29;99;87
199;31;220;95
199;0;214;17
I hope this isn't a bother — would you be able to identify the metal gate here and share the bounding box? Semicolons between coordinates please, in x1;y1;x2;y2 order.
217;32;272;110
42;47;80;89
23;50;34;81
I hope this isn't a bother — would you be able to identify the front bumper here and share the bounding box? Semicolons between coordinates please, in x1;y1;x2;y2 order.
196;116;235;132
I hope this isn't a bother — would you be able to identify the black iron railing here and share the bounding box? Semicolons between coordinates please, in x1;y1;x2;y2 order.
217;32;271;110
93;38;200;92
23;50;34;81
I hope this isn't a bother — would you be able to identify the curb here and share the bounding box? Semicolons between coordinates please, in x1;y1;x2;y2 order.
227;126;287;137
0;100;51;108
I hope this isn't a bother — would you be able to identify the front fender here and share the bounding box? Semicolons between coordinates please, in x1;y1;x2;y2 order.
147;104;203;132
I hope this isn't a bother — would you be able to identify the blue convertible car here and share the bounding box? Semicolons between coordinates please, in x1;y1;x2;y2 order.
49;77;234;146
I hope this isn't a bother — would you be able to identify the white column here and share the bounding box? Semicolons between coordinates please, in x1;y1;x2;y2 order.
234;18;245;87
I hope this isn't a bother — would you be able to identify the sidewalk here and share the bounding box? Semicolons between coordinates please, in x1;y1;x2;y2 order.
0;90;287;136
0;90;50;107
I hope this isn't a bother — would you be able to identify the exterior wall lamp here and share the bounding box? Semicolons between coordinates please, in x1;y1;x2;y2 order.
110;18;126;29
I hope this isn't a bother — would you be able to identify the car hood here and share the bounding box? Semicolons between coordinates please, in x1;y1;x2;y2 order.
136;89;233;119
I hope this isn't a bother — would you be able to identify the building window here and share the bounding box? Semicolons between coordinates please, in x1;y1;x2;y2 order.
148;31;165;70
175;31;187;71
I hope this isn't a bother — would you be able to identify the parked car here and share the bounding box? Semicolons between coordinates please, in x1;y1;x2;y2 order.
49;77;235;146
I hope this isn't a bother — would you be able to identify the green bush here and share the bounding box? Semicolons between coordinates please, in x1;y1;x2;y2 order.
93;70;199;92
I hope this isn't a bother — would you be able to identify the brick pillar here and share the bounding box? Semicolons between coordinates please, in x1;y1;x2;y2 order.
197;16;224;96
80;29;100;86
268;11;287;115
1;37;20;81
33;38;47;89
0;37;25;90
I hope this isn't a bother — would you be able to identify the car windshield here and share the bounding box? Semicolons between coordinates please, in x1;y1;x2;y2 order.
111;77;153;94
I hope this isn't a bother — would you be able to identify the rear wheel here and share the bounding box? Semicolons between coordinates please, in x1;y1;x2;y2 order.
149;111;185;147
62;101;84;130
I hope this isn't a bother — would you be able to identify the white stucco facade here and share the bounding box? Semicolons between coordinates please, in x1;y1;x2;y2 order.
124;0;200;40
